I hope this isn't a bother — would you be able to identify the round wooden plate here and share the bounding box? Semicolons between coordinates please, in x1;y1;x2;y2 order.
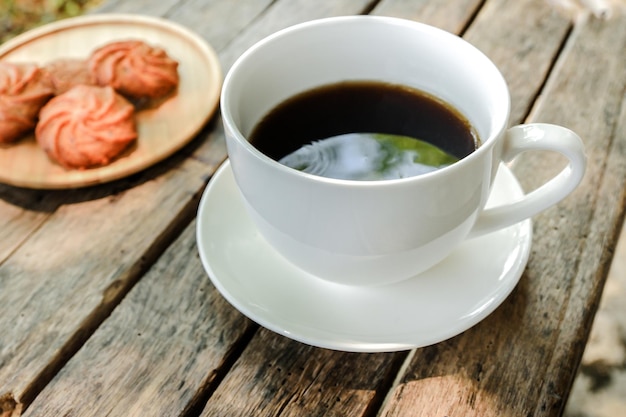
0;14;222;189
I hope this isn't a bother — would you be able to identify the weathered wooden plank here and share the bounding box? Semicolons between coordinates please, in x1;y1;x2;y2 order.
22;221;256;417
92;0;274;47
0;153;212;408
165;0;274;52
463;0;573;125
372;0;484;33
200;329;406;417
92;0;182;16
0;198;49;265
523;10;626;416
379;9;626;417
0;177;92;266
0;115;230;417
0;125;226;416
217;0;377;71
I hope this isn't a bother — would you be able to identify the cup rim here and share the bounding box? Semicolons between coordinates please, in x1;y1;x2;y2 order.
221;15;511;186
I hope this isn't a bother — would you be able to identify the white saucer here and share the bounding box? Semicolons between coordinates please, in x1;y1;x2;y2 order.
196;161;532;352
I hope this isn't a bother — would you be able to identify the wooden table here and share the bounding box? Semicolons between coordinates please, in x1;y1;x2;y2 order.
1;0;624;416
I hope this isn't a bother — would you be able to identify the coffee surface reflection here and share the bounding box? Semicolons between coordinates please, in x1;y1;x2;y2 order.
279;132;458;180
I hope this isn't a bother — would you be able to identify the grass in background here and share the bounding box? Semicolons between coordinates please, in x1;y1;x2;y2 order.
1;0;100;43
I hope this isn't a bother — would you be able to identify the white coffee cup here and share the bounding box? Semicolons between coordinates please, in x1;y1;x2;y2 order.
221;16;586;286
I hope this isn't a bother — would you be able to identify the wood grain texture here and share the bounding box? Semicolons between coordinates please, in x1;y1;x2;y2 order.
165;0;274;53
216;0;377;71
0;174;74;266
522;11;626;416
463;0;573;125
0;200;50;264
200;329;406;417
0;155;211;405
372;0;484;33
22;221;257;417
379;9;626;417
92;0;181;16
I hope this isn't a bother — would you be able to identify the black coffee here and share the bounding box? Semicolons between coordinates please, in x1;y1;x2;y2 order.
249;81;479;180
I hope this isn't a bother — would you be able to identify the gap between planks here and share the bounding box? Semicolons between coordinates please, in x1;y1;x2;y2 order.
17;186;206;414
375;348;417;417
180;324;260;417
458;0;489;36
524;15;580;124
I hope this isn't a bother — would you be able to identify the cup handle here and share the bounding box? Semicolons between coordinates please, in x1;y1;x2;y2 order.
468;123;587;238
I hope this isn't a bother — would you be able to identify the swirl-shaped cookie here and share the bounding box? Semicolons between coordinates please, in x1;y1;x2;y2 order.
88;40;179;99
0;62;54;143
36;85;137;169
